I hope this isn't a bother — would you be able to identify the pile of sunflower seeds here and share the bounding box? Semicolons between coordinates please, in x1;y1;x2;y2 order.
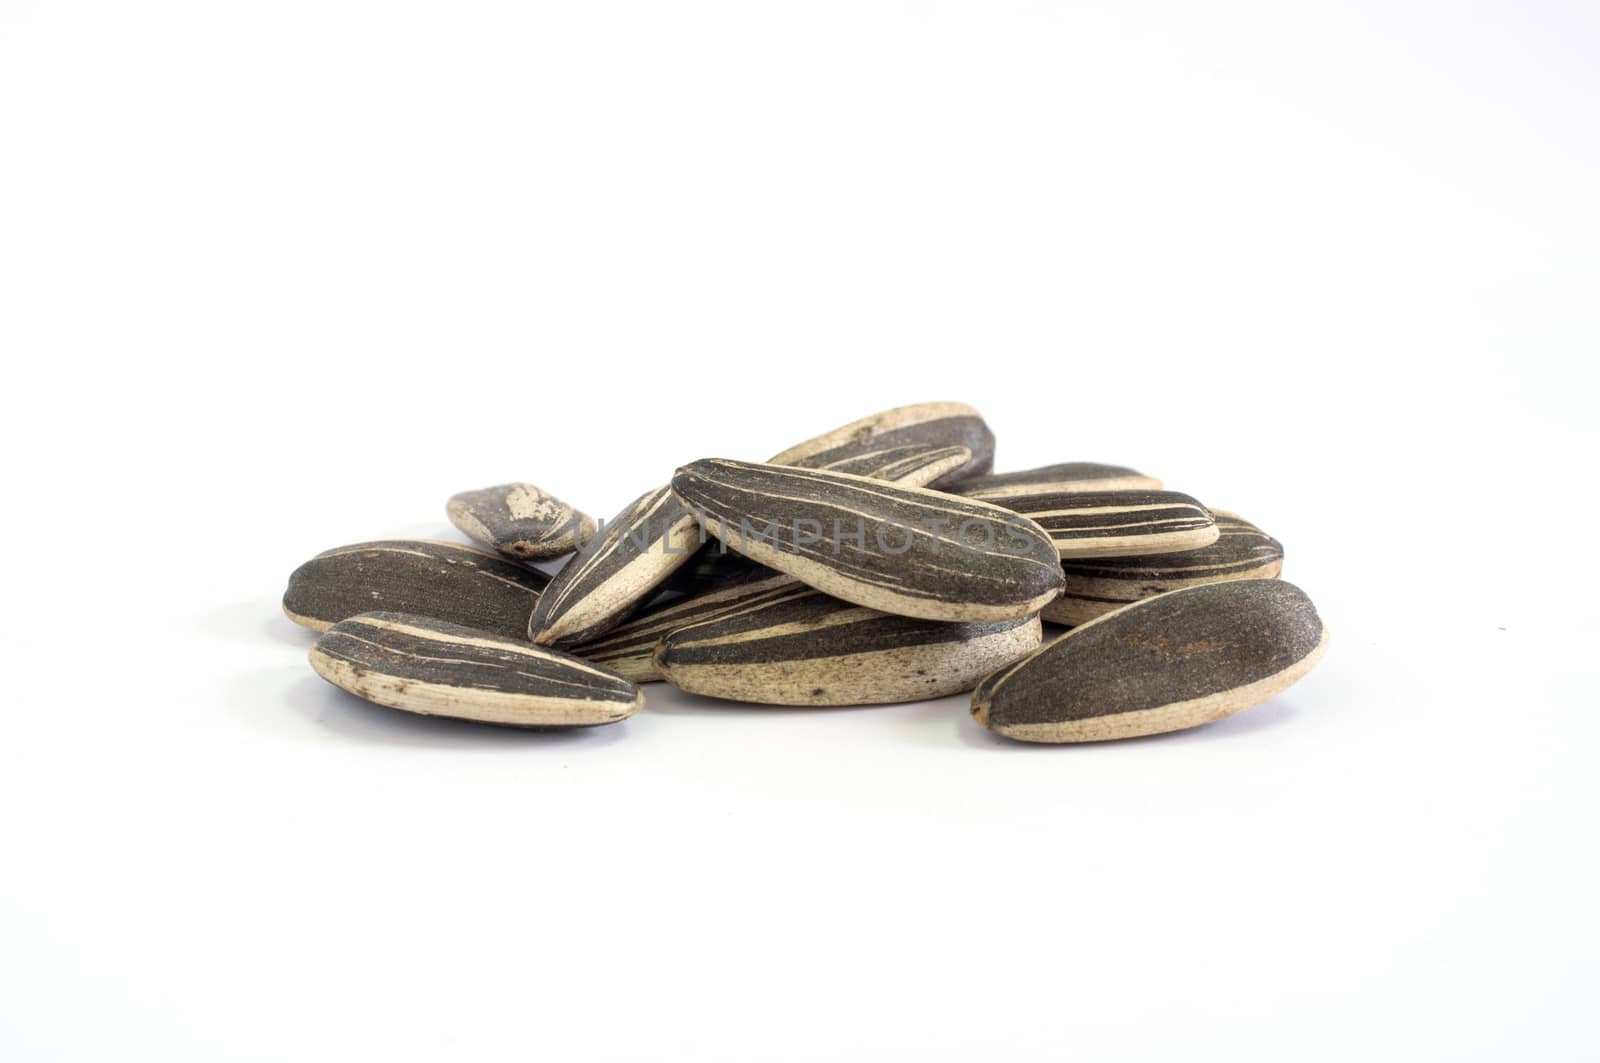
283;402;1327;742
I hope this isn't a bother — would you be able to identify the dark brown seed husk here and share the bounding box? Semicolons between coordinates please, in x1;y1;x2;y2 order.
768;401;995;488
986;489;1218;559
446;483;597;561
953;462;1162;499
282;539;549;641
527;485;701;646
658;545;785;598
670;459;1064;622
655;584;1043;705
310;612;641;727
572;572;799;683
1042;511;1285;626
972;579;1327;742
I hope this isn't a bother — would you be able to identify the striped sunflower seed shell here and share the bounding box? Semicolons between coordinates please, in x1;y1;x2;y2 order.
987;488;1218;559
573;572;798;683
656;443;964;602
655;584;1043;706
972;579;1327;742
669;458;1064;622
769;401;995;488
447;482;598;560
283;539;549;641
952;462;1162;499
527;485;702;647
310;612;641;727
809;443;973;487
1042;511;1285;626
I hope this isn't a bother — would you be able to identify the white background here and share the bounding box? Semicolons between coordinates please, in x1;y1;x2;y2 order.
2;2;1596;1060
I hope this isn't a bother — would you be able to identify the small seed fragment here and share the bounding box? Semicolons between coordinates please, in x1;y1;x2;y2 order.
574;573;799;683
972;579;1327;742
953;462;1162;499
528;486;701;646
283;539;549;640
1043;511;1284;626
769;401;995;488
987;489;1218;559
655;585;1043;706
310;612;641;727
447;483;597;560
670;458;1064;622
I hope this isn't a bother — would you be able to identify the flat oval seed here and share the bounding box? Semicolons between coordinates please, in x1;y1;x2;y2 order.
660;444;970;602
283;539;550;640
447;483;598;561
768;401;995;488
953;462;1162;499
528;485;702;646
310;612;641;727
988;489;1218;559
1042;511;1285;626
670;458;1064;621
972;579;1327;742
655;585;1043;706
573;573;799;683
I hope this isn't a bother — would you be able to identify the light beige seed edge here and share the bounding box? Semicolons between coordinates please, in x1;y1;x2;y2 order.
1052;522;1221;560
444;501;499;552
309;649;643;726
283;605;333;633
963;474;1164;498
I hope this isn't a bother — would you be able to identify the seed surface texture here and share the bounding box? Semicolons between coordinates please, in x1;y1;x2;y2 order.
972;579;1326;742
670;458;1065;621
283;539;549;640
310;612;642;727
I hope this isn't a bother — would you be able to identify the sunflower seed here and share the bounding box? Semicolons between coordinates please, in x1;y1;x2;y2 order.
972;579;1327;742
669;459;1064;621
446;483;597;561
986;488;1218;559
654;447;961;600
527;485;702;646
1042;511;1285;626
769;401;995;488
952;462;1162;499
283;539;549;640
573;573;798;683
655;584;1043;705
309;612;641;727
811;443;973;487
